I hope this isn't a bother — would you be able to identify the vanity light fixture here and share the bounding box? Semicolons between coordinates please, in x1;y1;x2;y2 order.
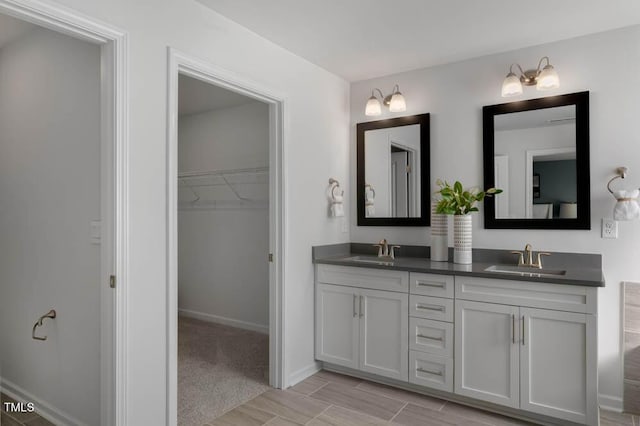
501;56;560;97
365;84;406;116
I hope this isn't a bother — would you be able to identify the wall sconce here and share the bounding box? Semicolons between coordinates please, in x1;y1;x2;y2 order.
607;166;640;221
501;56;560;97
365;84;406;116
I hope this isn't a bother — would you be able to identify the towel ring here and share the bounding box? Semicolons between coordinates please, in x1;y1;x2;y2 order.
328;178;343;201
607;166;640;198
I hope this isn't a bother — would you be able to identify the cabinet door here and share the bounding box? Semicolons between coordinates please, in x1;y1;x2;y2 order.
520;308;597;425
315;283;359;369
455;300;520;408
359;288;408;380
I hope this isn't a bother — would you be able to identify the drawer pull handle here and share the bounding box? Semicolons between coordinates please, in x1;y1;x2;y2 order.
417;334;443;342
416;282;445;288
417;367;443;376
416;305;445;312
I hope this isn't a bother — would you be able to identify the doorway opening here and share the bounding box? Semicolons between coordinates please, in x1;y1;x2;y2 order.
177;74;270;425
167;50;285;426
0;4;127;426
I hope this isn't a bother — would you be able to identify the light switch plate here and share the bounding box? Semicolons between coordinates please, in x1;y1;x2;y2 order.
341;218;348;233
602;218;618;239
90;220;102;244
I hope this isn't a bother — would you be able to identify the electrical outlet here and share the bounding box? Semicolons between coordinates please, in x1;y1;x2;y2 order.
341;218;348;233
602;218;618;239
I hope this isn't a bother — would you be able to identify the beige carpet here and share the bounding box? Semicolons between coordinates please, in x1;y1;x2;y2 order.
178;316;270;426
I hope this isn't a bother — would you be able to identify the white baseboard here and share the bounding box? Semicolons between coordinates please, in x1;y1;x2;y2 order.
287;362;321;388
0;377;87;426
599;393;623;412
178;308;268;334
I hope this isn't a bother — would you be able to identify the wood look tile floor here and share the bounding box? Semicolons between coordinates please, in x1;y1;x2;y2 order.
206;370;640;426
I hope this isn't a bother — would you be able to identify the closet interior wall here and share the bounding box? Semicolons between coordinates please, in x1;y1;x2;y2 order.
178;100;270;333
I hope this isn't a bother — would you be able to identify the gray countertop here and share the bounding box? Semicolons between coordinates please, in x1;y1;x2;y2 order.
313;243;605;287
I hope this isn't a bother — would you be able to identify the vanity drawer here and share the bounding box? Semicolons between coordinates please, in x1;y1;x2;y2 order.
409;295;454;322
410;272;454;298
316;264;409;293
409;317;453;357
409;351;453;392
455;275;597;314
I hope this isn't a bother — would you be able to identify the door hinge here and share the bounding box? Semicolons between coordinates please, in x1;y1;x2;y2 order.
406;164;412;173
268;253;274;262
109;275;116;289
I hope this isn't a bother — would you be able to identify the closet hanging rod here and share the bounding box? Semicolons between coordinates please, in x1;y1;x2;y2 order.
178;166;269;179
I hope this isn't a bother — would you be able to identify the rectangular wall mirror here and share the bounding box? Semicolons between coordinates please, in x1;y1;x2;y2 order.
357;113;430;226
483;91;590;229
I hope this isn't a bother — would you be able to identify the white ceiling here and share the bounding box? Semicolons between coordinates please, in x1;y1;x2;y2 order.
178;74;256;116
0;13;35;49
196;0;640;81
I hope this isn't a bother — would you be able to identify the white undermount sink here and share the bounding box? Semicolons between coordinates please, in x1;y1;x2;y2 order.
344;255;394;266
484;264;566;277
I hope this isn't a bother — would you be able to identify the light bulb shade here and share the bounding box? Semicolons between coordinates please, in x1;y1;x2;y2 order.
365;95;382;116
536;64;559;91
501;72;523;97
388;92;406;112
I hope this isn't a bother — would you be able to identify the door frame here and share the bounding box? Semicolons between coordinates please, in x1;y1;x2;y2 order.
0;1;128;425
165;48;286;426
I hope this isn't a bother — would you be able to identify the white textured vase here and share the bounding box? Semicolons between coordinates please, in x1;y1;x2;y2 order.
430;201;448;262
453;214;472;264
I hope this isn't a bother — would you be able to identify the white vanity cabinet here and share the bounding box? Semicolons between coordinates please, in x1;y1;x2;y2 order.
455;276;598;426
315;265;409;381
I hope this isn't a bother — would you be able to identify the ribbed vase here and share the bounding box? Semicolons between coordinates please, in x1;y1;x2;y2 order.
430;201;448;262
453;214;472;264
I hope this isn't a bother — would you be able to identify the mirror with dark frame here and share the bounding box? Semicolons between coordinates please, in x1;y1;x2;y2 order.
483;91;590;229
357;114;430;226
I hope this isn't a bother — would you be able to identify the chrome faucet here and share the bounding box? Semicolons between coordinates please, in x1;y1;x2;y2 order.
373;239;401;260
511;244;551;269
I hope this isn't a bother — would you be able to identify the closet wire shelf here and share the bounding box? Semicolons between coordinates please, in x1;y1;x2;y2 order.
178;167;269;210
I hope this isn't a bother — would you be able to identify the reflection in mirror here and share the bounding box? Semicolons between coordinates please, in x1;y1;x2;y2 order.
357;114;430;226
494;105;576;219
483;91;590;230
364;124;420;218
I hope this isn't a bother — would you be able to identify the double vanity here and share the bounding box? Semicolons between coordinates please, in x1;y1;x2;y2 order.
313;243;604;426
